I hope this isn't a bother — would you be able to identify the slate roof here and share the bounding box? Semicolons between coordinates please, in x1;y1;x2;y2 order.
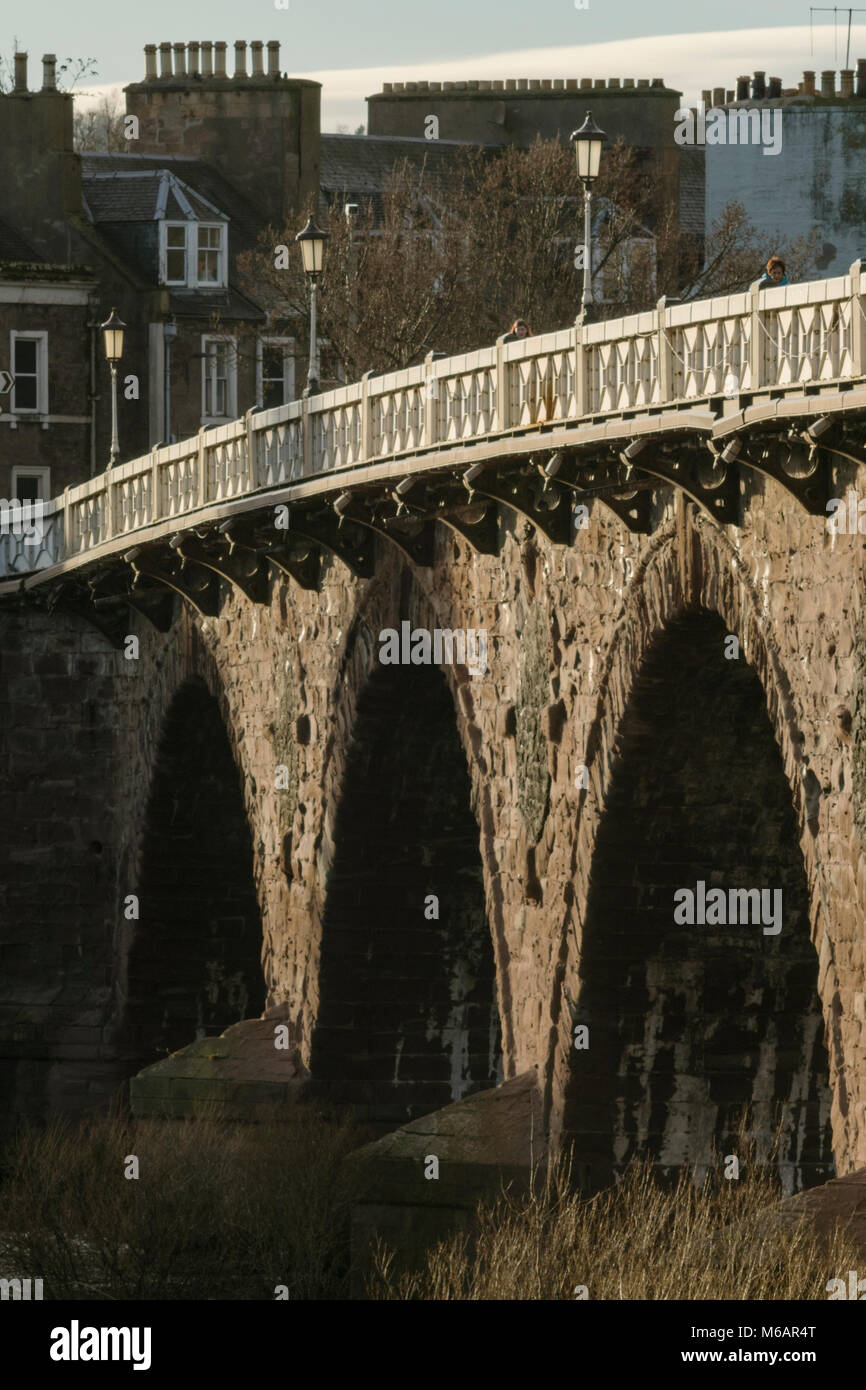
679;145;705;239
0;218;42;263
82;170;225;225
80;155;264;259
319;133;475;213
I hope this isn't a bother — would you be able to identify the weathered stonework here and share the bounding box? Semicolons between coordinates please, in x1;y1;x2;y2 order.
1;469;865;1184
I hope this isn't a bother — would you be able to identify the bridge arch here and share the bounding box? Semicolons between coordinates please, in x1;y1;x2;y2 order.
116;674;266;1074
549;509;839;1191
309;570;504;1131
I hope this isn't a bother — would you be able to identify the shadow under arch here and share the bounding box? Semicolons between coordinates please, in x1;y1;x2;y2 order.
117;677;265;1074
310;662;502;1133
564;611;833;1195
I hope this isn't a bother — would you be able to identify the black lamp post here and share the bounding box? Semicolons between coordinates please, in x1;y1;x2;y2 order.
570;111;606;324
100;307;126;465
295;217;329;398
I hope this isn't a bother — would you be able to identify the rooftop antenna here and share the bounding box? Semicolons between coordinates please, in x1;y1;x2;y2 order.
810;7;866;68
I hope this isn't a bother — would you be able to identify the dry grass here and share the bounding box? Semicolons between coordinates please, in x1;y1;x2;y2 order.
0;1102;363;1300
367;1140;860;1301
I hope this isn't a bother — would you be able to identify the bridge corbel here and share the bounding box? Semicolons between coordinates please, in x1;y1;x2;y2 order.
123;545;221;618
724;435;833;516
216;521;319;591
331;494;436;568
546;453;655;534
275;511;375;578
170;534;270;604
623;445;739;525
462;464;573;546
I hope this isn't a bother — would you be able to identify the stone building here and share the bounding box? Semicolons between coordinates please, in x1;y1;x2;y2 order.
703;63;866;276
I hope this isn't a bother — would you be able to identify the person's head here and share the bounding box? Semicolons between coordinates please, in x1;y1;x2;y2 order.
510;318;531;339
766;256;786;283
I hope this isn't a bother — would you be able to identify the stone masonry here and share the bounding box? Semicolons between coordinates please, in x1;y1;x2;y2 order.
1;463;865;1186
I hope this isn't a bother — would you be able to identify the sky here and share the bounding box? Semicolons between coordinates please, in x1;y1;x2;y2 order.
5;0;866;127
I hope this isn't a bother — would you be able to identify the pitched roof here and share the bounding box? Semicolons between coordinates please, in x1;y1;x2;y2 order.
0;218;42;263
82;169;225;224
319;132;474;208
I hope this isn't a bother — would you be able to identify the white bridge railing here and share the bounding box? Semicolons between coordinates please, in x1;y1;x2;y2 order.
2;265;865;580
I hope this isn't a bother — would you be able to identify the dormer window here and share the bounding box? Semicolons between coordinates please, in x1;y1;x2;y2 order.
160;221;227;288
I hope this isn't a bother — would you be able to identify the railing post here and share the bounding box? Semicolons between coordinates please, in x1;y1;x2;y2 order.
151;445;162;524
62;485;73;558
749;278;765;391
424;351;440;447
656;296;673;404
105;474;116;541
302;397;313;475
496;335;510;432
196;428;207;508
245;408;256;491
574;319;586;417
361;371;373;462
850;259;864;377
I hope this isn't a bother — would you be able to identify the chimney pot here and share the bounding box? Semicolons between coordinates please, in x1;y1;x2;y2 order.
250;40;264;77
214;41;227;78
841;68;854;96
580;77;592;89
188;42;200;76
637;78;650;88
41;53;57;91
593;78;606;89
234;40;247;79
13;51;27;92
802;69;816;95
768;76;782;98
751;70;766;99
201;41;213;78
173;43;186;78
857;57;866;96
443;81;454;92
419;80;431;91
726;89;734;103
608;77;620;88
144;44;157;81
267;40;280;77
712;86;725;105
430;81;441;91
553;78;564;89
701;89;712;106
651;77;664;87
821;68;835;97
568;78;580;89
159;42;172;79
736;75;750;100
517;78;528;90
529;79;541;89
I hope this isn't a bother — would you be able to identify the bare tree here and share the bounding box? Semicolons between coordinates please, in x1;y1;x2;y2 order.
73;92;126;153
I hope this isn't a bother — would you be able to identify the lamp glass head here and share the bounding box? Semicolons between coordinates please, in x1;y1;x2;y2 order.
295;217;329;276
570;110;606;183
100;307;126;362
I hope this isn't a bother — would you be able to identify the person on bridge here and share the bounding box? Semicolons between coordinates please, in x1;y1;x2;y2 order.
759;255;788;288
504;318;532;342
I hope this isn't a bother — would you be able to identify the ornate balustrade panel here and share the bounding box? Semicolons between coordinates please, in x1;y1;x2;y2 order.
2;270;864;580
0;501;64;575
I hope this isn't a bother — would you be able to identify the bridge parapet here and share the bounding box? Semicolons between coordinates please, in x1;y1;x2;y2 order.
1;266;864;580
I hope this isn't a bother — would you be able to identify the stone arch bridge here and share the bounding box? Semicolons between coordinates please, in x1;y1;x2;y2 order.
2;270;866;1196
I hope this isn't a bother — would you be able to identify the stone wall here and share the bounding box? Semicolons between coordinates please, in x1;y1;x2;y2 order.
1;463;865;1179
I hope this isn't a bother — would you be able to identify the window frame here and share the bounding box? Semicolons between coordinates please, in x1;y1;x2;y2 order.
160;221;228;289
11;464;51;500
256;336;296;409
201;334;238;423
10;331;48;415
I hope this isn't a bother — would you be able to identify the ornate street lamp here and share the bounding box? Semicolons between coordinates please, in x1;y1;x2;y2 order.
100;307;126;466
570;111;606;324
295;217;329;398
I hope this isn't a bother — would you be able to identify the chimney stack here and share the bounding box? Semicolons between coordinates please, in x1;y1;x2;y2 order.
802;70;816;95
14;52;27;92
736;75;750;100
821;69;836;97
841;68;854;96
857;58;866;95
41;54;57;91
267;40;280;77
